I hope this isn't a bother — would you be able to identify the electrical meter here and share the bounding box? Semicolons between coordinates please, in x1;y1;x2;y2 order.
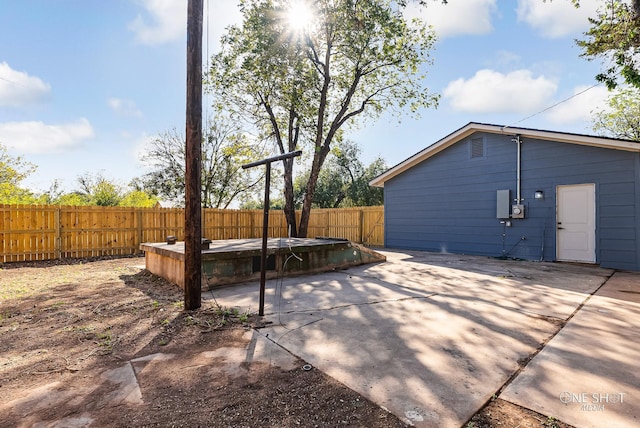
511;204;525;219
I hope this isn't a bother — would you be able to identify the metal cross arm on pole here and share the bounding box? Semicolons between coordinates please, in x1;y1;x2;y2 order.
242;150;302;316
241;150;303;170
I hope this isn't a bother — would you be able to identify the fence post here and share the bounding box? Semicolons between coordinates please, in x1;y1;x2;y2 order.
325;210;329;237
136;209;143;254
160;208;166;241
251;211;256;238
54;207;62;259
359;209;364;244
236;210;240;239
201;208;205;239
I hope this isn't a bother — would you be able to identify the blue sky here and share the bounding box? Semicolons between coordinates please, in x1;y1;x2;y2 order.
0;0;610;194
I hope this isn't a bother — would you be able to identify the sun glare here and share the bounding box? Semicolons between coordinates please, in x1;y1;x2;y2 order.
286;0;314;33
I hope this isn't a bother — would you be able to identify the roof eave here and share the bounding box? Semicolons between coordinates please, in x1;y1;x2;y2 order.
369;123;640;188
369;123;498;187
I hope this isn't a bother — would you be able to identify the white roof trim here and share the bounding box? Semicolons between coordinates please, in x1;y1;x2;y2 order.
369;122;640;188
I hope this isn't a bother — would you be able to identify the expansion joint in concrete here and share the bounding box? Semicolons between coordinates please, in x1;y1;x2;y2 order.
271;295;434;316
462;269;619;427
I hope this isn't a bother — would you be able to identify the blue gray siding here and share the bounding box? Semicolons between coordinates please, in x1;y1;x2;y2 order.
384;132;640;270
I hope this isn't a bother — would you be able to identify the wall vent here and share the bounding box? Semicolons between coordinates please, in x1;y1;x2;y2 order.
470;137;485;158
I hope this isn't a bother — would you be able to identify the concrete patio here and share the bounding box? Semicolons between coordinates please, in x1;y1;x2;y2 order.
209;249;638;427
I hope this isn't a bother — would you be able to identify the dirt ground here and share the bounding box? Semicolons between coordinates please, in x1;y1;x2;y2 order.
0;256;574;428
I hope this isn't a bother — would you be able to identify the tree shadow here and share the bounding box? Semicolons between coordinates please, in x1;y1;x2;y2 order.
209;248;627;426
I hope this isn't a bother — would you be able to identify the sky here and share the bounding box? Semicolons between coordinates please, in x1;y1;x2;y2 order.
0;0;612;195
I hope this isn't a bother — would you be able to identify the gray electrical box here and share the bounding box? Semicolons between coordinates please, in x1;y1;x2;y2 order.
511;204;525;219
496;190;510;219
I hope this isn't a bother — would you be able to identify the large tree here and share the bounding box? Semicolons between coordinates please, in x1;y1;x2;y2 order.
208;0;437;237
575;0;640;88
591;87;640;140
138;117;266;208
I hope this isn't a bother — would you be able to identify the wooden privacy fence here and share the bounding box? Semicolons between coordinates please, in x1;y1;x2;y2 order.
0;205;384;262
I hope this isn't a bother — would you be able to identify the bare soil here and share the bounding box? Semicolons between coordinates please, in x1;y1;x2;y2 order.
0;257;573;427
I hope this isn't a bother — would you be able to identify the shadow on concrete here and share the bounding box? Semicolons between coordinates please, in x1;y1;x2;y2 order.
210;249;616;427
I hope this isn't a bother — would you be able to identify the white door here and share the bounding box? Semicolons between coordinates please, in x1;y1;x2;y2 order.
556;184;596;263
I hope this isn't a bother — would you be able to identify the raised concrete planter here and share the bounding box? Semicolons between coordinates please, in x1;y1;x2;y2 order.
140;238;385;290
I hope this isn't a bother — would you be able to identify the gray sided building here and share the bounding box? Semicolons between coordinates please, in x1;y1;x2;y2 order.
370;123;640;271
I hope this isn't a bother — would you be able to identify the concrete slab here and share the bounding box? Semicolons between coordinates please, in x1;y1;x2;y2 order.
208;249;614;427
100;363;143;406
501;271;640;428
264;296;560;427
211;252;610;321
346;251;609;320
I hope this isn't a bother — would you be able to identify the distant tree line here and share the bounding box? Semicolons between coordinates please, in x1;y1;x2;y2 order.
0;147;159;206
0;115;386;208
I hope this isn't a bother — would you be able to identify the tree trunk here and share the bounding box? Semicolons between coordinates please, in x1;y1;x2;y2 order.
332;192;346;208
298;145;330;237
282;158;298;237
297;171;317;238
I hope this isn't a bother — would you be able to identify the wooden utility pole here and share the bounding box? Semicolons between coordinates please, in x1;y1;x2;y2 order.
242;150;302;316
184;0;203;310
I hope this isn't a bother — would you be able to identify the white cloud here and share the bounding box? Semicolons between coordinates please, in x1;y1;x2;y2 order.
129;0;187;45
0;118;94;154
0;62;51;108
516;0;600;38
108;97;143;118
404;0;498;38
443;69;558;113
129;0;242;50
544;84;610;124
